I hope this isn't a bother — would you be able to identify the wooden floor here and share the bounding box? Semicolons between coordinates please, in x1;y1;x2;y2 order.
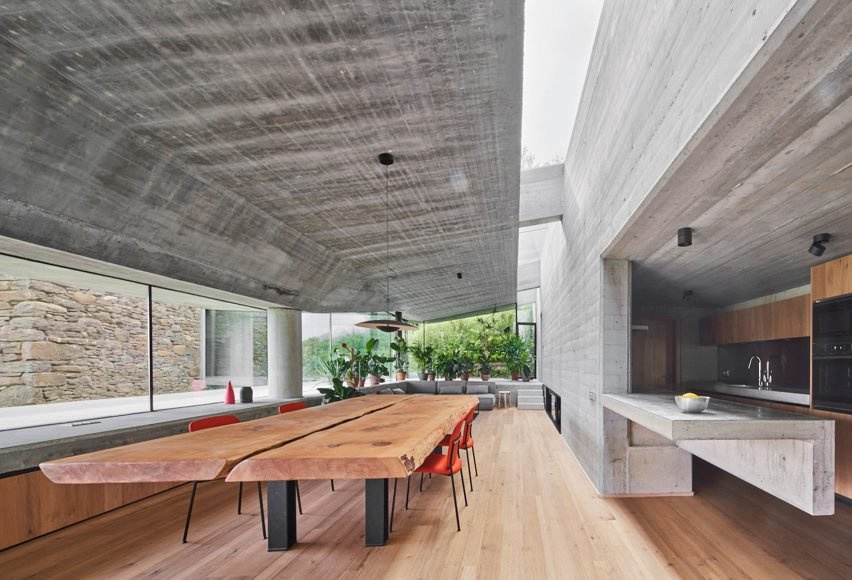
3;409;852;579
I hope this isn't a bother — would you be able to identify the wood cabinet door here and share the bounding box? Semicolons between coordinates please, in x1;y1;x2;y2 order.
631;319;676;392
812;255;852;301
771;295;810;339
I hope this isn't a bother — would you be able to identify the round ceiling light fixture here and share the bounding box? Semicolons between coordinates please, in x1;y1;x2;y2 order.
355;153;417;333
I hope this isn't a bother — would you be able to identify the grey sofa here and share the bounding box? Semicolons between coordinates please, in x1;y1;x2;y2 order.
361;379;497;410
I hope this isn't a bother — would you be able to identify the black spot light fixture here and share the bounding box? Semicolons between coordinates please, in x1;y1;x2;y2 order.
677;227;693;247
808;233;831;257
356;152;417;333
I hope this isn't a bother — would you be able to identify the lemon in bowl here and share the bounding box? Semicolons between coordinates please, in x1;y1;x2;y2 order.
675;392;710;413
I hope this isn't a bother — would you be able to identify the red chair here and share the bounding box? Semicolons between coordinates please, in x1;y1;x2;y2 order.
183;414;266;543
278;401;307;414
438;406;478;491
401;415;469;531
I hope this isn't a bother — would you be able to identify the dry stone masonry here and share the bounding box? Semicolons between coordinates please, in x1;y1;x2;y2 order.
0;276;201;406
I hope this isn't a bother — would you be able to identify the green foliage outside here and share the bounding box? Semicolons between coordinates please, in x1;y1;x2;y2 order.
305;308;536;384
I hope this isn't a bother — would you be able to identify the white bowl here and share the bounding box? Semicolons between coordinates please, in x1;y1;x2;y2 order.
675;395;710;413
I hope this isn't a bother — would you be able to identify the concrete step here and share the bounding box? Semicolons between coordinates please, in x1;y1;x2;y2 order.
517;389;542;397
518;396;544;406
517;401;545;410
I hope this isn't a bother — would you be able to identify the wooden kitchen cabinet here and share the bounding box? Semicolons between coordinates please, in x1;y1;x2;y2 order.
699;295;810;345
812;254;852;301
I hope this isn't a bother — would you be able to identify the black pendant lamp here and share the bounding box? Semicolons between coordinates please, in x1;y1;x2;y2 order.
355;153;417;333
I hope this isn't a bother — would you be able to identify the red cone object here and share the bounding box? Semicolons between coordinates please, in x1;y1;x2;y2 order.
224;380;235;404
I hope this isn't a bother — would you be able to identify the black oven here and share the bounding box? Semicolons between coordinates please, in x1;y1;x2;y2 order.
813;294;852;412
813;295;852;338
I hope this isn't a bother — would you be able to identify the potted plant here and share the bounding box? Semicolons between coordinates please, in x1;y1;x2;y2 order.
433;346;457;381
362;337;392;386
500;333;526;381
476;348;493;381
390;336;409;381
409;342;435;381
456;345;475;381
318;376;363;404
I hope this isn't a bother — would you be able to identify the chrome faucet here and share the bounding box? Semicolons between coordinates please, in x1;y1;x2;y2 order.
748;355;768;389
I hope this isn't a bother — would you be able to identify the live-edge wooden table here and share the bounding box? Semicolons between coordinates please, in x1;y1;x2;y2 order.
40;394;477;550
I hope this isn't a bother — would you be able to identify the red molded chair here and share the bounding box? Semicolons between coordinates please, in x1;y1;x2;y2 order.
402;414;469;531
278;401;307;414
183;414;266;543
438;406;478;491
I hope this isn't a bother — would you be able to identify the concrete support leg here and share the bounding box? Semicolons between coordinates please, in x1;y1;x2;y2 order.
267;308;302;400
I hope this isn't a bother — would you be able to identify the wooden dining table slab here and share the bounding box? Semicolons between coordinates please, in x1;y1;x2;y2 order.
226;394;479;550
40;396;412;484
227;395;478;482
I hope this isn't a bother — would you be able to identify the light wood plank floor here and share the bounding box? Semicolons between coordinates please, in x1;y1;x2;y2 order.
3;409;852;579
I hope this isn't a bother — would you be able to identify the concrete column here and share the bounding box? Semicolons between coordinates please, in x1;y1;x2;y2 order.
267;308;302;399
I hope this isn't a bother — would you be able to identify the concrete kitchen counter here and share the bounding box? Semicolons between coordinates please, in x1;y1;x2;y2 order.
602;393;835;516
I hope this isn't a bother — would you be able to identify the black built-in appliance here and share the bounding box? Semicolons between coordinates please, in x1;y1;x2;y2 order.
813;293;852;412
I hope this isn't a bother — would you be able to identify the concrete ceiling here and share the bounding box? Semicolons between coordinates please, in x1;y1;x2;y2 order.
608;2;852;308
0;0;523;321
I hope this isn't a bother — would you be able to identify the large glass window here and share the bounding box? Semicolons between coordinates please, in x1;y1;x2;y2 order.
301;312;395;395
0;255;150;429
151;289;267;410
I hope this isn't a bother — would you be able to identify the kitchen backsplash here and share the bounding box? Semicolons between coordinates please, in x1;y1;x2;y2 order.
718;338;809;392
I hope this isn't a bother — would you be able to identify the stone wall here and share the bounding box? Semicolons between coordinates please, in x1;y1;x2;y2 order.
0;276;201;406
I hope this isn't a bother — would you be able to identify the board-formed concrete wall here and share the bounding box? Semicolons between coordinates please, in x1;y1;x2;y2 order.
538;0;803;492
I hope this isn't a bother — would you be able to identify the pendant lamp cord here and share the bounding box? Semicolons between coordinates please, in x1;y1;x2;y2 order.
385;162;390;316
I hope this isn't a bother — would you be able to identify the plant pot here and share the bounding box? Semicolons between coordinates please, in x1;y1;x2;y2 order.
480;374;491;381
418;372;428;381
511;371;520;381
365;374;381;387
358;378;366;388
427;373;435;381
346;375;359;388
395;371;407;381
460;372;470;381
522;375;531;382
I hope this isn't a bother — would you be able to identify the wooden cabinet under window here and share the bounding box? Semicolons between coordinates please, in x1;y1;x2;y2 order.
699;295;810;346
812;254;852;301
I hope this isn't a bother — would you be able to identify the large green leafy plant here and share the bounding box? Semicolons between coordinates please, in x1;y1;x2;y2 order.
363;337;392;378
390;336;409;373
317;376;361;404
408;342;435;374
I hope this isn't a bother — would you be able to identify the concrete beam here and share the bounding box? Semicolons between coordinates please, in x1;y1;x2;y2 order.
519;165;564;227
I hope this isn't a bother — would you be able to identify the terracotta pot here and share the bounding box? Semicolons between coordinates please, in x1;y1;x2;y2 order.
460;372;470;381
395;371;407;381
480;374;491;381
346;375;359;388
365;374;380;387
511;371;520;381
427;373;435;381
358;378;366;388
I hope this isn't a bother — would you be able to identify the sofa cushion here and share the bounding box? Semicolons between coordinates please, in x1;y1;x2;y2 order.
438;383;464;395
406;381;437;394
392;388;406;395
466;384;489;394
476;393;496;410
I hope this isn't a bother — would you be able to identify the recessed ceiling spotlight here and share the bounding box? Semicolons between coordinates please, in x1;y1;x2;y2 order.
809;233;831;257
457;272;463;279
677;227;693;247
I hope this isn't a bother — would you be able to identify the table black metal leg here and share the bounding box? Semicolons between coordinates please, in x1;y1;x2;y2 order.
365;478;389;547
267;481;297;551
